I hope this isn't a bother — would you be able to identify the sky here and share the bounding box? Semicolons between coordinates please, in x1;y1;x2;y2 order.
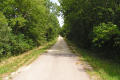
50;0;64;27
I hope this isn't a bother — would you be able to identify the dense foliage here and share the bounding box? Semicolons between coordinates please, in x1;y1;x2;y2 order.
92;22;120;48
0;0;60;57
60;0;120;58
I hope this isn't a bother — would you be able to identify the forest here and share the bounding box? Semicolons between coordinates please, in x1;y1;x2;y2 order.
0;0;60;57
60;0;120;61
0;0;120;80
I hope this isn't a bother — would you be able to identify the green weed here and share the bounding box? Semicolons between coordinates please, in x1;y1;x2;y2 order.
66;40;120;80
0;39;56;79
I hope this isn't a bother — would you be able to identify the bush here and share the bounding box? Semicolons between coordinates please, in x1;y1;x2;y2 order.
0;43;11;56
92;22;120;50
10;34;33;55
0;12;11;56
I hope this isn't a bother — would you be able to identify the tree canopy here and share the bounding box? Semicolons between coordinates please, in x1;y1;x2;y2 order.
60;0;120;58
0;0;60;56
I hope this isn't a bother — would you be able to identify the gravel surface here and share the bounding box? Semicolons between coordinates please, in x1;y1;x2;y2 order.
12;36;90;80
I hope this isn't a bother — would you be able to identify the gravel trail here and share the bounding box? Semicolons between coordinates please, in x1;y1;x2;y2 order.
12;36;90;80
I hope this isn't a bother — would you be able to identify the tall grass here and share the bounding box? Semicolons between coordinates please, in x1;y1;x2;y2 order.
0;39;57;79
66;40;120;80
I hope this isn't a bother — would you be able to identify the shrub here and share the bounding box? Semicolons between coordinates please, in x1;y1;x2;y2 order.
92;22;120;49
10;34;32;55
0;12;11;56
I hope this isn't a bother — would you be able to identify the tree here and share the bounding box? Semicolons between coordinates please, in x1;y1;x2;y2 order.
0;0;60;56
60;0;120;56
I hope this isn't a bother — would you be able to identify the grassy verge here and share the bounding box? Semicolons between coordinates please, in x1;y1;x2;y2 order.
0;39;57;80
66;39;120;80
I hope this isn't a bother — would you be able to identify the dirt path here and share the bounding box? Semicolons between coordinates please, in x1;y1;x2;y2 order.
12;36;90;80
